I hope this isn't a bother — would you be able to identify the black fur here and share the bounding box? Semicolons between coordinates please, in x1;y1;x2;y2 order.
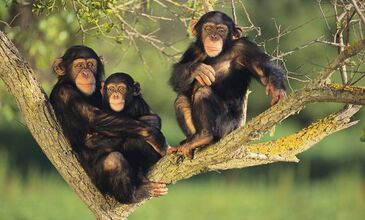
50;48;166;203
170;11;286;150
85;72;166;203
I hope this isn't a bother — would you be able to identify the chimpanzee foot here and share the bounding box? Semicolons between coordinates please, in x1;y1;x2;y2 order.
166;146;178;155
134;182;168;202
178;145;194;159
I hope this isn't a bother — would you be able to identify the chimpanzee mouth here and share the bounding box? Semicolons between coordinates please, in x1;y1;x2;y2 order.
205;47;221;51
110;101;125;105
77;83;95;86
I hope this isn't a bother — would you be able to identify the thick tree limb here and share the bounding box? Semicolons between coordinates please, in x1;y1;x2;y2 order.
209;106;360;170
0;30;364;219
0;31;136;220
148;85;364;183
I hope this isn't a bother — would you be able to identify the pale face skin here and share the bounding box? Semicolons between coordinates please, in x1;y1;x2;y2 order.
201;22;229;57
72;58;98;96
107;83;127;112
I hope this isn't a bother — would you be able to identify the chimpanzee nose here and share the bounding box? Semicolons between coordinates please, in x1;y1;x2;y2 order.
210;34;219;41
82;70;90;78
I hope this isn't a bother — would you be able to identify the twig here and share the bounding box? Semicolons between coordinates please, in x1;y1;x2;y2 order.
202;0;214;12
350;0;365;24
230;0;237;23
238;0;261;36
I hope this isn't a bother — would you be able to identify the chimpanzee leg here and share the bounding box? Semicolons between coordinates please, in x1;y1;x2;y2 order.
174;95;196;137
93;151;137;203
175;86;225;158
122;137;161;176
192;86;225;138
216;99;244;138
121;138;168;201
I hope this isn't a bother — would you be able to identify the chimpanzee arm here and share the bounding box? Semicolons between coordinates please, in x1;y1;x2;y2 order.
170;44;204;94
92;113;167;156
139;114;161;129
58;86;167;155
236;37;286;90
59;86;152;132
236;37;286;105
124;96;162;129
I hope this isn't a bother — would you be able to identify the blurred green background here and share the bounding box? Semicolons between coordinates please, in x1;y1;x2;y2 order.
0;0;365;219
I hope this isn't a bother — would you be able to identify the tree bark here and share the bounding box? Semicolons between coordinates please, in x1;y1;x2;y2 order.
0;30;364;219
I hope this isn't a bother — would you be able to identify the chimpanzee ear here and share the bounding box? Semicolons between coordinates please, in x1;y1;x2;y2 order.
99;56;105;65
100;81;105;96
133;82;141;96
233;26;243;39
53;58;66;76
189;19;198;36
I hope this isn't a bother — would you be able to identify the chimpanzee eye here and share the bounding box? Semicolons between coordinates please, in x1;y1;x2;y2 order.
204;26;213;33
107;86;116;94
218;28;226;34
75;63;84;68
87;61;96;69
117;86;126;93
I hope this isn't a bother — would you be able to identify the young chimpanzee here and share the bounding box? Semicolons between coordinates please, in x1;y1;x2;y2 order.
50;46;168;203
85;72;168;203
85;72;167;187
169;11;286;158
102;72;162;130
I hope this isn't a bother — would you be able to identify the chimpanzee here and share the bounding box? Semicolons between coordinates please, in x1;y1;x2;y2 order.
169;11;286;159
102;72;162;130
85;73;167;197
50;46;168;203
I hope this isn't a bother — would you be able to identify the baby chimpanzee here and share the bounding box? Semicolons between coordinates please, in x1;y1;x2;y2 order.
86;72;168;203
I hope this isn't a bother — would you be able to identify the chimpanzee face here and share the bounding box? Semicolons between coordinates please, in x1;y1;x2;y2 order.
201;22;229;57
102;72;141;112
193;11;243;58
72;58;98;96
53;45;104;97
106;82;128;112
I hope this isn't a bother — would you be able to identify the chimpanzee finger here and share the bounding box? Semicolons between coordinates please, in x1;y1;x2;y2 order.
271;95;279;106
181;147;194;159
279;90;287;99
199;72;212;86
167;147;178;155
265;84;271;96
152;186;168;194
202;69;215;83
195;75;205;86
151;189;168;197
201;64;216;76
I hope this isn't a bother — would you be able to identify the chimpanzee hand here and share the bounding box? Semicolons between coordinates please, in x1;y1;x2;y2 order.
265;82;286;106
192;63;216;86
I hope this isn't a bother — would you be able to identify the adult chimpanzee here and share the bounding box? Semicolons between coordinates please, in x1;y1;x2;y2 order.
50;46;167;203
169;11;286;159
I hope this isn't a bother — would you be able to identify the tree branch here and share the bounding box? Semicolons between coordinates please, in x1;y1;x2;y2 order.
350;0;365;24
148;84;364;183
313;39;365;86
209;105;360;170
0;31;138;220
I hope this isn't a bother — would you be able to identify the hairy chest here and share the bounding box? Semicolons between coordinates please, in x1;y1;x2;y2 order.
204;56;244;83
